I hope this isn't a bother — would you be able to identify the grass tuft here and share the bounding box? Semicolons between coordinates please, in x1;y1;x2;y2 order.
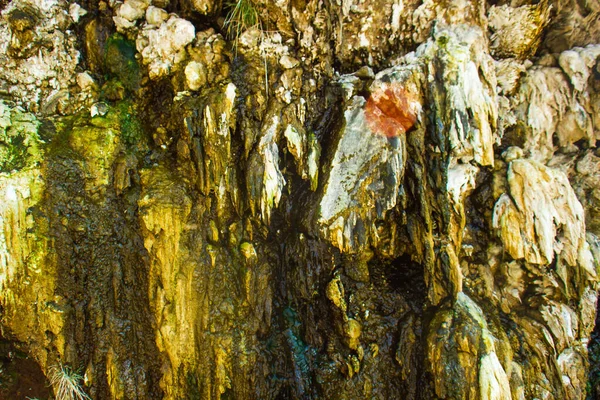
223;0;271;99
49;363;91;400
223;0;261;50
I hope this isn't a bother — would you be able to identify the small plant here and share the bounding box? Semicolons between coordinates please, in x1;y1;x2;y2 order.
223;0;261;50
49;363;91;400
223;0;270;99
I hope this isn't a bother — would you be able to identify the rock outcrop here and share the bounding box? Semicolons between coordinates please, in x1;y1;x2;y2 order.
0;0;599;399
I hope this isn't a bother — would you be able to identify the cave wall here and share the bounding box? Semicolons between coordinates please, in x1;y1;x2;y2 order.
0;0;599;399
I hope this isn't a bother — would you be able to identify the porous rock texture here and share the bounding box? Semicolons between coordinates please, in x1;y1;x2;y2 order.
0;0;599;399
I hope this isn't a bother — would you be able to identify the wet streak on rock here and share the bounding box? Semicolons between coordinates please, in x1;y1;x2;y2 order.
41;115;164;398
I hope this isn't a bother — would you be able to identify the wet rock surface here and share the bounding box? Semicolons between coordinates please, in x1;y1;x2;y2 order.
0;0;599;399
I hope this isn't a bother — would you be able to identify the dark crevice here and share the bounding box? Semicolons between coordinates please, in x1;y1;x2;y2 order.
0;333;51;400
588;293;600;400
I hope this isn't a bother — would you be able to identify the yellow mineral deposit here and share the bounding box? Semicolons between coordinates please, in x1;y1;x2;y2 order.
0;0;598;398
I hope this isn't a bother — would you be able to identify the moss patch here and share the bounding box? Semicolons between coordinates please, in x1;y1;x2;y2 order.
104;33;141;92
116;100;145;147
0;101;42;173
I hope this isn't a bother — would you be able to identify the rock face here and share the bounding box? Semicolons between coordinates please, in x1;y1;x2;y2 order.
0;0;599;399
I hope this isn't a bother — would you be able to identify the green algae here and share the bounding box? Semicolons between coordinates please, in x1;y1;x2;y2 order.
115;100;145;147
0;101;42;173
47;100;145;161
104;33;140;92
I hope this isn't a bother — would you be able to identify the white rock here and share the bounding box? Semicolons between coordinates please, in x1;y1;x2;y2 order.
145;5;168;26
137;16;196;79
0;0;81;112
318;95;405;251
447;163;478;205
279;55;299;69
495;59;527;95
258;116;286;224
117;0;150;21
479;352;512;400
559;50;589;92
90;102;108;117
76;72;96;91
284;124;306;178
501;146;523;163
239;28;261;48
422;26;498;166
113;15;136;31
184;61;206;91
540;301;578;352
307;134;320;191
492;159;594;277
513;67;571;162
69;3;88;23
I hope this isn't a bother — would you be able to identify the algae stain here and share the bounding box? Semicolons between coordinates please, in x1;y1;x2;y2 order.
104;33;141;92
283;307;315;396
116;100;145;148
46;100;146;160
0;134;28;172
0;102;42;173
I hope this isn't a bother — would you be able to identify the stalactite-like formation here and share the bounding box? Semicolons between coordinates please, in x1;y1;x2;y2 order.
0;0;599;399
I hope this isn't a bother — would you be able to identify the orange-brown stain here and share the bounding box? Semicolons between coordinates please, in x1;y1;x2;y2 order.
365;84;420;138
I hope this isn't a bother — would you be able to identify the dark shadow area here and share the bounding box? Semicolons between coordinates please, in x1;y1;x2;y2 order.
0;333;51;400
35;111;164;398
371;253;426;313
587;293;600;400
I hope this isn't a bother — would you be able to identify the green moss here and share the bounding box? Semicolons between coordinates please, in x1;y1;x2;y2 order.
0;102;42;173
224;0;260;45
104;33;140;92
101;79;126;102
115;100;145;147
50;101;145;155
0;136;28;172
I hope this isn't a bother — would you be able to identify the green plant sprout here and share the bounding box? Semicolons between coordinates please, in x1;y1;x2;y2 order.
48;363;91;400
223;0;270;99
223;0;261;50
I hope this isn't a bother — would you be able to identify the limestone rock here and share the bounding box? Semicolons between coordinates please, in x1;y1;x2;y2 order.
185;29;231;88
571;151;600;234
421;25;498;166
113;0;153;31
76;72;96;91
136;15;195;79
512;66;572;161
543;0;600;53
493;159;594;279
427;293;511;400
558;45;600;93
318;65;421;252
184;61;207;91
253;115;286;224
488;2;551;59
68;3;87;23
145;5;168;25
0;0;598;399
0;0;80;113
